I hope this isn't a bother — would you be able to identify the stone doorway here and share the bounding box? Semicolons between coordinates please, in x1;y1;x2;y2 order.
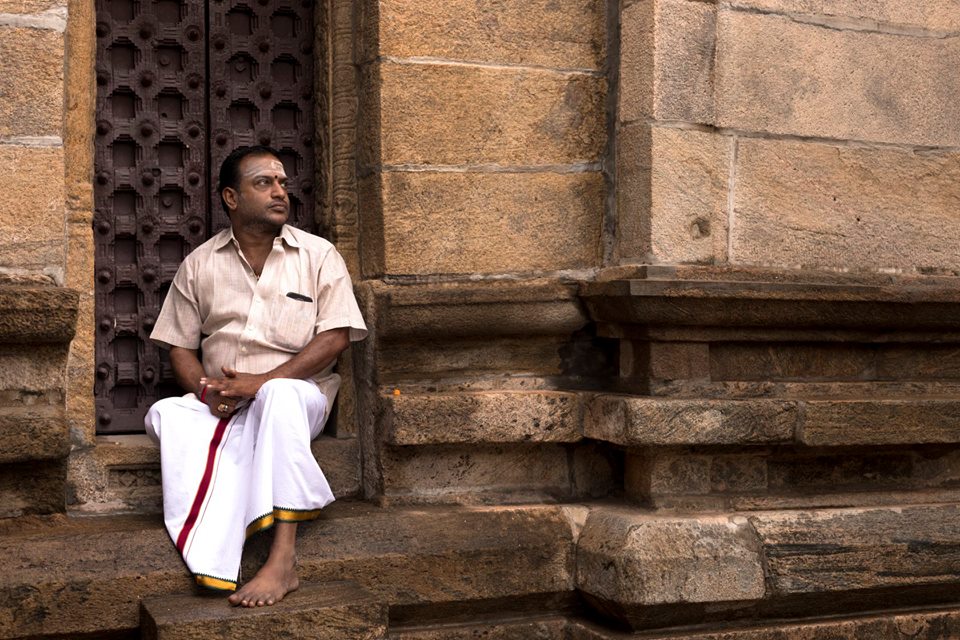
93;0;318;433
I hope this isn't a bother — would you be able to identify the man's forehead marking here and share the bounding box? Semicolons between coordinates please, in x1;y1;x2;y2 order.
241;157;287;178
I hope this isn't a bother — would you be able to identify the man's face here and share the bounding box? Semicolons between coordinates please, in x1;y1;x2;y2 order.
224;154;290;231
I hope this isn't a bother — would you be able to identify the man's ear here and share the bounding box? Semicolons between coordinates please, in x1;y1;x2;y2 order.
222;187;239;211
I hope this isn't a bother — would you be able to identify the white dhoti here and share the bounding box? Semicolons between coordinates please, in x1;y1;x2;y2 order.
145;378;335;591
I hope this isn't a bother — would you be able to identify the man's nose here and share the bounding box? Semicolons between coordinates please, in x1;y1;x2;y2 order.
270;179;287;198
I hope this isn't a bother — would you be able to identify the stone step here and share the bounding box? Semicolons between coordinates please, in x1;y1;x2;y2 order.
567;606;960;639
9;501;960;638
142;580;386;640
0;502;574;639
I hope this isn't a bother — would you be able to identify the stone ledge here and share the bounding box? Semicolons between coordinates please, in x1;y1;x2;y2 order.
567;606;960;639
383;390;583;445
582;271;960;332
587;395;960;448
0;503;573;639
0;285;78;343
142;581;387;640
586;396;796;446
0;404;67;463
361;279;587;342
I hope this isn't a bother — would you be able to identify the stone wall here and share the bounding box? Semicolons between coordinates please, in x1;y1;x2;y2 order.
0;1;88;516
617;0;960;273
357;0;609;278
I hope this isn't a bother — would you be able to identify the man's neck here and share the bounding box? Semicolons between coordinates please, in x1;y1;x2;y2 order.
231;223;283;276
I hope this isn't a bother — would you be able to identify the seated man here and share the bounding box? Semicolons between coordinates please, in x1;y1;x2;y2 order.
145;145;367;607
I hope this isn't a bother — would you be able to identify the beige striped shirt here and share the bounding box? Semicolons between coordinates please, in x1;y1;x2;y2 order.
150;224;367;415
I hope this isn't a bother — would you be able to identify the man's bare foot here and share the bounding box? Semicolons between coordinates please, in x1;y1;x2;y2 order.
227;556;299;607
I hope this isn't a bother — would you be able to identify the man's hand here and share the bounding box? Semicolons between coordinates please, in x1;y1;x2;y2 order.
203;367;268;400
203;387;239;419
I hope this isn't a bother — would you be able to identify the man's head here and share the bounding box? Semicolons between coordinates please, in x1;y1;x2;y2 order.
218;146;290;230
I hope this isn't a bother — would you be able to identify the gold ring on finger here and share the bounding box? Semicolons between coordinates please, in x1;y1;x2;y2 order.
218;402;229;412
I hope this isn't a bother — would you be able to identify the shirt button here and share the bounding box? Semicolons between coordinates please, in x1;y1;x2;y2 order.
240;346;247;353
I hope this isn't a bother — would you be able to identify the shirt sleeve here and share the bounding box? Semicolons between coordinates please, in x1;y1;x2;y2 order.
315;247;368;342
150;257;203;350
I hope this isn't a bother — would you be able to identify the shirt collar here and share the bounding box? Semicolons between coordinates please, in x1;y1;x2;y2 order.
212;224;300;250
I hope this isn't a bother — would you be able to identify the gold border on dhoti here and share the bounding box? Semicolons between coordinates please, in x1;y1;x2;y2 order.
244;506;323;539
195;574;238;591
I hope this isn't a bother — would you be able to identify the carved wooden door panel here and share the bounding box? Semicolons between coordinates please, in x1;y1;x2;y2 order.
94;0;316;433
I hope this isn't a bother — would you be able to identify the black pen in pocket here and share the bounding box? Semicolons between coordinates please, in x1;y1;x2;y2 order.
286;292;313;302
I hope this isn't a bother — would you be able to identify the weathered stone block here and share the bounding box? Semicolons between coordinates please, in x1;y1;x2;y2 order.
799;399;960;446
577;507;765;627
0;146;66;272
379;336;567;379
586;396;797;446
373;0;605;70
0;1;65;12
628;453;711;498
379;443;572;503
623;340;710;381
385;391;582;445
0;405;67;463
0;344;67;399
312;435;361;498
619;0;654;122
750;504;960;595
767;451;912;492
650;127;728;263
726;1;960;32
141;581;387;640
716;10;960;146
0;285;77;343
615;122;651;262
363;171;604;276
711;342;876;381
620;0;716;124
732;137;960;272
617;125;729;264
368;61;606;166
0;459;65;517
0;25;63;137
652;0;715;123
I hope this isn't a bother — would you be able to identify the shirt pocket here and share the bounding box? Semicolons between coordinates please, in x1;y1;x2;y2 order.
265;294;316;351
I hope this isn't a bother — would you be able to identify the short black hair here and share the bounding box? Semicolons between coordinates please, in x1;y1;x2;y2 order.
217;145;282;215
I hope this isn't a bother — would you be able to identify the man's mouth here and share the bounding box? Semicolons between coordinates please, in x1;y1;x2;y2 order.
269;202;288;212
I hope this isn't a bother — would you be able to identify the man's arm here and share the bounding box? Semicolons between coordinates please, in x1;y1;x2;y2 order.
203;327;350;401
169;346;237;419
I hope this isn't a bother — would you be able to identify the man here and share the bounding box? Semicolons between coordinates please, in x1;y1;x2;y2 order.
145;145;367;607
